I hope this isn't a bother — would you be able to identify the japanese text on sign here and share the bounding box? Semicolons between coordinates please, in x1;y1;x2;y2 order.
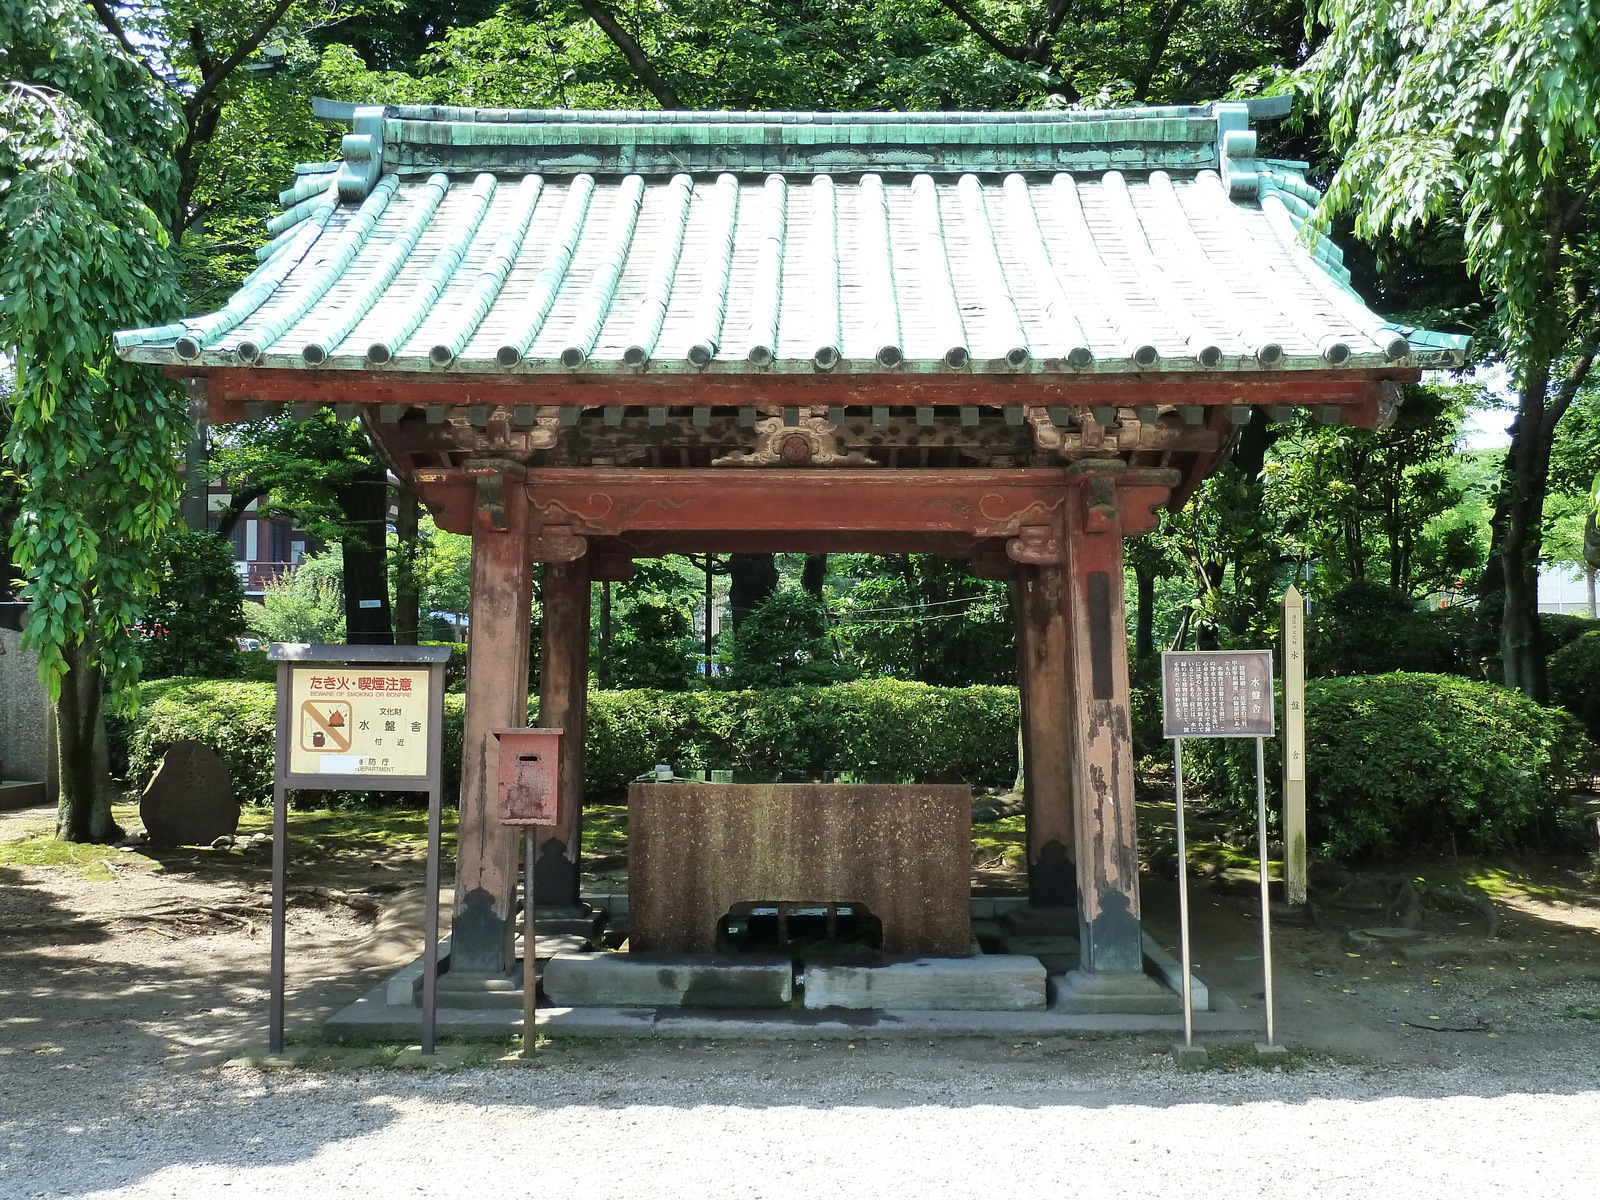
287;666;431;778
1161;651;1276;739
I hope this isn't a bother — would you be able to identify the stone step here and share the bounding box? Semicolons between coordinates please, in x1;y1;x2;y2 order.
803;955;1047;1012
544;953;793;1009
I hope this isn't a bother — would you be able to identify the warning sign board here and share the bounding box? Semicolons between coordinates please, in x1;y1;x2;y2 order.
287;666;432;778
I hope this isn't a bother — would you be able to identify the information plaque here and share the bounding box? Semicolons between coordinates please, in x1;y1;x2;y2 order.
1160;650;1276;739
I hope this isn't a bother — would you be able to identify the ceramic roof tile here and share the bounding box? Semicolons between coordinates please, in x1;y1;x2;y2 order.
116;102;1469;374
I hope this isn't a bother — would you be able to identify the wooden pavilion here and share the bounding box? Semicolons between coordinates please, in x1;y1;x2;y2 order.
117;100;1464;989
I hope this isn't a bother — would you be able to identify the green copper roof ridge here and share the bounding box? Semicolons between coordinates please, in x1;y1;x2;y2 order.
279;172;337;208
1256;179;1409;359
808;175;842;368
428;173;544;366
366;172;497;364
1050;173;1159;366
300;173;452;364
1101;169;1227;367
1190;170;1350;365
343;102;1218;127
909;174;968;368
560;174;645;366
1146;170;1281;364
1001;174;1092;367
740;175;788;365
173;179;342;359
622;173;694;366
683;174;741;366
235;175;401;362
857;175;903;366
957;174;1030;367
497;174;597;366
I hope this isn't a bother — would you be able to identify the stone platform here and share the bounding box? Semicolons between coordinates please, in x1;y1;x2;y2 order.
0;781;47;811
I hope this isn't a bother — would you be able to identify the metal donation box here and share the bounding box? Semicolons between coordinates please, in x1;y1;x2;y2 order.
493;727;564;825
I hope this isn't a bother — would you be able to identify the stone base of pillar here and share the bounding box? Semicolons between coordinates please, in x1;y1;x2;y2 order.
1049;968;1181;1015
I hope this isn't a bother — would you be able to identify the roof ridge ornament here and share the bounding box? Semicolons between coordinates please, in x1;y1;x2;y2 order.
338;106;386;202
1215;102;1259;200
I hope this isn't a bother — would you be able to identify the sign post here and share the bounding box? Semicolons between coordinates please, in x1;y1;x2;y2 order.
1281;587;1308;907
268;644;452;1056
1161;649;1280;1055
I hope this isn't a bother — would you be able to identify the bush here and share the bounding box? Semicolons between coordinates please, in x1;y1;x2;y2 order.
1549;631;1600;740
1308;582;1481;677
1185;673;1595;859
117;677;1021;806
136;531;246;679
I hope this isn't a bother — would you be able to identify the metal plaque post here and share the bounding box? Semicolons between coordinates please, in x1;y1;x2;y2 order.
1171;737;1195;1048
267;643;453;1057
1161;649;1280;1058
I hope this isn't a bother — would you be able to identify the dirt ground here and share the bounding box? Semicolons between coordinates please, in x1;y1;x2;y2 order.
2;798;1599;1072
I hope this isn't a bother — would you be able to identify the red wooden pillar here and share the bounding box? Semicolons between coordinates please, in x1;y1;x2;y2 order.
452;475;533;974
1063;480;1144;976
1017;564;1075;907
534;558;590;909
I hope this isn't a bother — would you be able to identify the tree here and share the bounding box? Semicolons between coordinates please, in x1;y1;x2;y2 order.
832;555;1014;685
2;2;191;842
1303;0;1600;700
1266;384;1485;598
138;530;247;677
244;547;347;643
209;410;394;643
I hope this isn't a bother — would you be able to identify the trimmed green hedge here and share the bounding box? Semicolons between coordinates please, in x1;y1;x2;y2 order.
1549;630;1600;741
1184;673;1596;859
118;678;1020;805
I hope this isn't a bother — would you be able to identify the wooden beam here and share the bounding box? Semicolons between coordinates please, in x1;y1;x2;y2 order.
182;363;1409;415
1018;564;1075;906
1063;481;1144;975
452;477;533;974
534;559;590;908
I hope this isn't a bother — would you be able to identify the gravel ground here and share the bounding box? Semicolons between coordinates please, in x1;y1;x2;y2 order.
6;800;1600;1200
3;1037;1599;1200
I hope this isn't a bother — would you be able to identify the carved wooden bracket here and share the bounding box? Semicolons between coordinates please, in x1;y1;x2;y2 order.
712;411;876;467
1007;524;1065;565
530;524;588;563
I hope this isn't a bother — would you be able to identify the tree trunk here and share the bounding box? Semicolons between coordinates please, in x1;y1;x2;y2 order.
598;580;613;689
1499;380;1554;700
728;553;778;627
335;465;393;645
801;553;828;597
1133;558;1156;662
54;632;118;844
392;485;420;645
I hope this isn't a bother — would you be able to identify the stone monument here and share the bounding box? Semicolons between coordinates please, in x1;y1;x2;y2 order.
139;740;240;846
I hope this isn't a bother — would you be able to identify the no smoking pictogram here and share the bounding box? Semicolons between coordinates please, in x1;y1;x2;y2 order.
300;700;352;752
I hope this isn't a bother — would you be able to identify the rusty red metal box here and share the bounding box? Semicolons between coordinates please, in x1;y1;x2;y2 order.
493;727;563;826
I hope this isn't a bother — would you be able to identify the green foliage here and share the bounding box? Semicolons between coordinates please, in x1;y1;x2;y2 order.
1549;631;1600;740
1307;582;1482;677
830;555;1014;686
1;3;190;704
1303;0;1600;698
724;587;851;689
592;558;702;690
1187;674;1596;859
137;531;246;678
1266;384;1485;597
118;677;1019;805
243;549;346;644
121;679;469;808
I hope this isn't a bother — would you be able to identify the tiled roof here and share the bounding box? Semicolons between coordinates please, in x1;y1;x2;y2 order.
116;103;1467;377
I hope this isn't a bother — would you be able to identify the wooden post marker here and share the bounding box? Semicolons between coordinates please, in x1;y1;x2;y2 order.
1282;587;1307;908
